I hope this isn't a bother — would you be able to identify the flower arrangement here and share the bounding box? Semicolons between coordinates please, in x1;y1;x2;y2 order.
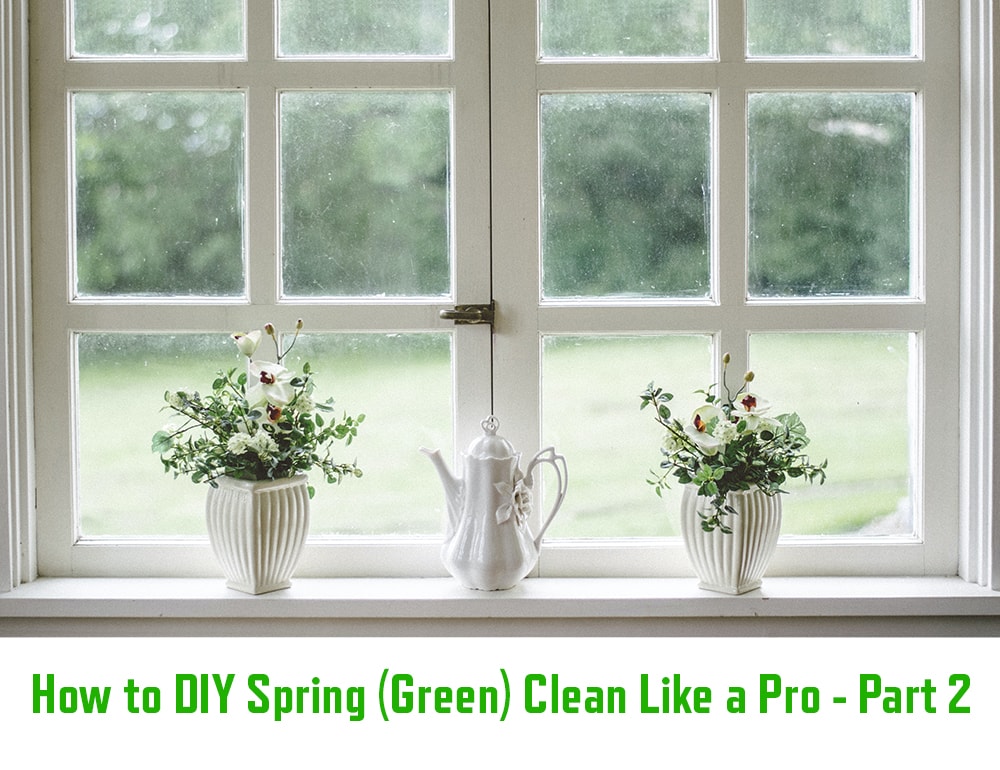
640;354;826;533
152;321;363;496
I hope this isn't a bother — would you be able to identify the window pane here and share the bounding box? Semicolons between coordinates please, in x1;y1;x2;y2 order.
747;0;914;58
278;0;451;57
749;332;914;537
77;332;452;538
747;92;912;298
539;0;711;59
542;334;712;537
74;92;245;297
77;333;239;537
72;0;244;57
285;334;453;535
281;91;451;297
541;93;711;299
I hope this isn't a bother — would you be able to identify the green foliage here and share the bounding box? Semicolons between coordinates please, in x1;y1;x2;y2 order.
641;357;827;533
153;323;364;490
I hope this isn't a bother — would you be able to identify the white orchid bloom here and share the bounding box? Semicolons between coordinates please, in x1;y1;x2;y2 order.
231;329;262;359
685;404;724;455
246;361;295;407
732;392;771;429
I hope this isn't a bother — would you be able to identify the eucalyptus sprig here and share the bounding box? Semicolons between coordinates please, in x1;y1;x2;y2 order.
153;322;364;497
641;354;826;533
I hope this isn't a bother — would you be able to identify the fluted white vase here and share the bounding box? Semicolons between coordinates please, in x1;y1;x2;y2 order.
680;486;782;595
205;474;310;595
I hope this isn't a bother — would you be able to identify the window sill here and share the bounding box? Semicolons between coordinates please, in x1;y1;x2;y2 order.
2;576;999;635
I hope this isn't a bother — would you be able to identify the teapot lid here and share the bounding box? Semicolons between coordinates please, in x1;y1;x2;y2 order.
467;416;516;459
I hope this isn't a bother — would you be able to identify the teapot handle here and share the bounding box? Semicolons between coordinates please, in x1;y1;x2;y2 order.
525;447;568;548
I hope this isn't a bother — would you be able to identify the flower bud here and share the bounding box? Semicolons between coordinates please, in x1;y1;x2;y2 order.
264;323;276;337
722;352;731;366
744;370;755;382
295;318;304;330
231;329;261;358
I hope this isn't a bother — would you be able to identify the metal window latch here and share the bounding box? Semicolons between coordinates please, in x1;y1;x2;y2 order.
439;301;495;326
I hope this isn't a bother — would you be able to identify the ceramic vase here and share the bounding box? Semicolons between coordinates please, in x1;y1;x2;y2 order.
680;485;782;594
205;474;310;594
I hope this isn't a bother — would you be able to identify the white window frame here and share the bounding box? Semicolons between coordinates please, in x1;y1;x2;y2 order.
493;0;961;577
2;0;998;590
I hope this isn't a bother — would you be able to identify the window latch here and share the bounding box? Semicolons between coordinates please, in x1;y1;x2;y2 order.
439;301;495;326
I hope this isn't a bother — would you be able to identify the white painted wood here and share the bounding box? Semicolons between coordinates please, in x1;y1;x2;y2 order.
5;0;985;585
0;0;33;591
27;0;492;577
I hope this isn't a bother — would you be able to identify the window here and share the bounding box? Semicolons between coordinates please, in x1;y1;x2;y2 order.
20;0;965;579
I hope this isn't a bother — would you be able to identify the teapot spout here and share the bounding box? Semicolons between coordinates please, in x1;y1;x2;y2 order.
420;447;462;530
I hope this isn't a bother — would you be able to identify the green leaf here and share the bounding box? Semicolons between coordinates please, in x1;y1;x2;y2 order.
151;431;174;454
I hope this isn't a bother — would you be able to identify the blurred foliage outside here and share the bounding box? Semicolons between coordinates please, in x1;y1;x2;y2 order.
69;2;918;540
79;333;910;539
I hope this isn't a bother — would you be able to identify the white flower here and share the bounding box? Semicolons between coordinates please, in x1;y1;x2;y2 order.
684;404;724;455
227;433;251;455
662;431;684;453
711;419;738;444
231;330;262;358
754;416;783;437
246;431;278;458
731;392;771;429
495;473;532;525
293;394;316;414
246;361;295;407
166;390;189;410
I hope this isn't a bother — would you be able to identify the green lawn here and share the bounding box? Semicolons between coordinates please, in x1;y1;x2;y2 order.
77;331;912;539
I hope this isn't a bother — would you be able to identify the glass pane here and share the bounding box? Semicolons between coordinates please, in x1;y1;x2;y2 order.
542;334;712;537
747;92;912;298
540;0;711;59
541;93;711;299
77;333;240;537
74;92;245;297
78;332;452;538
281;91;451;297
285;334;453;535
279;0;451;57
749;332;914;537
72;0;244;57
747;0;914;58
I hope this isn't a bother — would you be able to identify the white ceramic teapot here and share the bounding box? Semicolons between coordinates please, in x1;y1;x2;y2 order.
421;416;568;590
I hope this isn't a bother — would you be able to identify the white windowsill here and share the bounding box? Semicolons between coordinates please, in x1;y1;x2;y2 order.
2;576;999;624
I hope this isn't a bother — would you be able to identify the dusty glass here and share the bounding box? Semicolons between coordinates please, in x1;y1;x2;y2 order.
747;0;914;58
747;92;913;298
542;334;712;537
286;334;453;535
72;0;244;57
73;91;245;297
76;332;453;537
279;0;451;57
749;332;914;537
281;91;451;297
77;333;239;537
541;92;711;299
539;0;711;59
